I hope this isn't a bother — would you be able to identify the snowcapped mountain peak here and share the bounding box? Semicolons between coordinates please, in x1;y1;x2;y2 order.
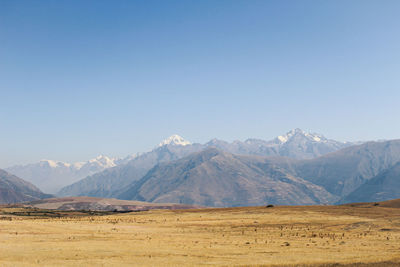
6;155;127;193
39;160;70;168
158;135;191;147
277;135;289;143
35;156;118;171
303;132;327;143
88;155;113;164
73;155;117;170
275;129;327;144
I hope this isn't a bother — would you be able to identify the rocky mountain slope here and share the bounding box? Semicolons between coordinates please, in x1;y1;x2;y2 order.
0;169;51;204
58;130;352;198
118;139;400;206
290;140;400;198
118;148;338;206
5;131;399;207
340;162;400;203
58;141;204;198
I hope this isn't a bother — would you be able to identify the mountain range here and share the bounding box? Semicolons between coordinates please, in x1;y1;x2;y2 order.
206;128;354;159
5;154;137;193
57;129;353;199
58;142;204;198
116;139;400;207
3;129;400;207
118;148;337;206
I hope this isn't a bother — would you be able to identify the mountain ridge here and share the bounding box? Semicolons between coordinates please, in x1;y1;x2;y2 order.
4;132;400;207
117;139;400;207
290;139;400;197
58;129;352;198
118;148;338;206
0;169;51;204
339;161;400;203
5;154;138;193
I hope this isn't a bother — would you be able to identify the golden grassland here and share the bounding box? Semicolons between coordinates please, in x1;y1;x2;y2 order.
1;204;400;266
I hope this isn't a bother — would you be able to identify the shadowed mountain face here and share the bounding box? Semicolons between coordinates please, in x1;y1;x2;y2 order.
118;140;400;207
58;137;400;207
340;162;400;203
118;148;338;207
0;169;51;204
58;144;204;198
58;130;352;199
291;140;400;198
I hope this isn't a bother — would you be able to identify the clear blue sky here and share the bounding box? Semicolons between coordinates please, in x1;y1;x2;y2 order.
1;0;399;167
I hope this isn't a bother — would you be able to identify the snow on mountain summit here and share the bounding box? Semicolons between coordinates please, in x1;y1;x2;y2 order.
7;129;354;195
38;159;71;168
5;155;124;194
72;155;117;170
158;135;191;147
275;128;328;144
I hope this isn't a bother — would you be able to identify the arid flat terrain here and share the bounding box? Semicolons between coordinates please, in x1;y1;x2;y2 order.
26;196;202;211
1;200;400;266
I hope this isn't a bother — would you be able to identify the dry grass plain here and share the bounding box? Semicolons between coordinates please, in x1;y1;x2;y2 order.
1;202;400;266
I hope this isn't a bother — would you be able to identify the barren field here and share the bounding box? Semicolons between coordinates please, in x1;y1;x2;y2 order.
1;202;400;266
